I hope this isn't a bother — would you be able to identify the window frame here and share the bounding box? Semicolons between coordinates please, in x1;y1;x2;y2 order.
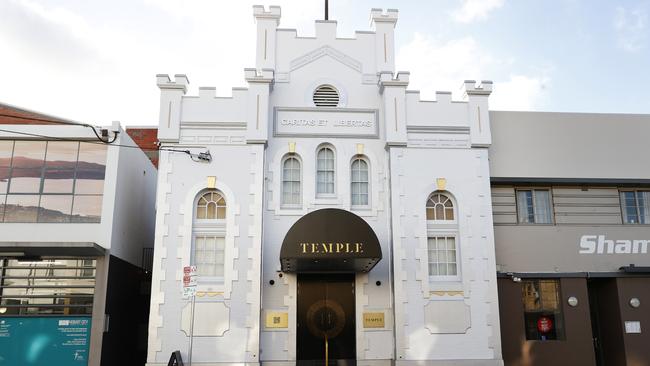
281;154;302;208
619;189;650;225
515;187;555;225
425;191;461;282
191;189;227;283
521;278;566;341
315;146;336;198
426;192;456;223
427;234;461;282
350;156;370;209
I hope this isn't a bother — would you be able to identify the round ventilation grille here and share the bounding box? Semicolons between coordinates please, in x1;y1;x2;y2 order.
313;85;339;107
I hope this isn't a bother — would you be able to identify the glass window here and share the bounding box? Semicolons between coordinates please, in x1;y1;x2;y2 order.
196;190;226;220
426;193;454;220
427;237;458;277
9;167;42;193
0;141;107;223
0;258;95;315
351;157;369;206
620;190;650;224
43;168;75;193
12;141;46;167
4;195;40;222
516;189;553;224
282;156;301;205
71;195;103;223
0;141;14;167
0;195;5;221
193;235;225;277
316;147;335;195
0;167;9;194
522;279;565;341
39;195;73;223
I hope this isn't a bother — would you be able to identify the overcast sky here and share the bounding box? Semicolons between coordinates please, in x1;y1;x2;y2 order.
1;0;649;126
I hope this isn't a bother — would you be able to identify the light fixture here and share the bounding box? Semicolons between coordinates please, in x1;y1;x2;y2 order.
567;296;578;307
630;298;641;308
0;307;7;314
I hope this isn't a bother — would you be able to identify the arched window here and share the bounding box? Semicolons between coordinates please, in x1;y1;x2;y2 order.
196;190;226;219
282;156;301;205
426;191;459;280
426;192;454;220
351;157;369;206
316;147;335;195
193;190;226;278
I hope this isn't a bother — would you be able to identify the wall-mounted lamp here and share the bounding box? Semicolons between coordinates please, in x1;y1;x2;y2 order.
630;298;641;308
567;296;579;307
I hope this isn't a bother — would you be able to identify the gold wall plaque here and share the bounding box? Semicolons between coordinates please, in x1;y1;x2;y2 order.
363;312;385;328
207;176;217;189
265;311;288;328
436;178;447;191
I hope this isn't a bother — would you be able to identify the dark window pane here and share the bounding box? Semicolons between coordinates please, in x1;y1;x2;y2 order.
45;141;79;163
0;140;13;167
9;167;42;193
43;168;75;193
39;195;73;222
71;195;102;223
74;169;105;194
12;141;46;168
4;195;40;222
522;279;565;341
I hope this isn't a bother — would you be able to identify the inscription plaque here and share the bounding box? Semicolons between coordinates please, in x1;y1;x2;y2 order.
274;107;378;138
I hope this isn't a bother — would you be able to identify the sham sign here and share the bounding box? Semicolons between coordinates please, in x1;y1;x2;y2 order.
579;235;649;254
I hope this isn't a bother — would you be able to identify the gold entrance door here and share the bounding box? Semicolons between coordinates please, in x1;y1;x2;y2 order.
297;274;356;366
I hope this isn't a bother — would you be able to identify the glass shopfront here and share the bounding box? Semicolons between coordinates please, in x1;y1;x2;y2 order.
0;258;96;315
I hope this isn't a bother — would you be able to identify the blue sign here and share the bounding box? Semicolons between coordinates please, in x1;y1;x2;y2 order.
0;316;92;365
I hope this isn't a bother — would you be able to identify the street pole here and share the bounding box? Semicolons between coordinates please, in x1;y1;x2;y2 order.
188;295;196;366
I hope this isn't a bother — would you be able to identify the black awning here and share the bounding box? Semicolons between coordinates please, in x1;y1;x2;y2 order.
280;208;382;273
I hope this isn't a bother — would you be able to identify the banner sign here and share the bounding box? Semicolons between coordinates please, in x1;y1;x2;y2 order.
0;316;91;365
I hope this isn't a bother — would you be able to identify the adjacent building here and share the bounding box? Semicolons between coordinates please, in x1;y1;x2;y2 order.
490;111;650;365
0;102;157;366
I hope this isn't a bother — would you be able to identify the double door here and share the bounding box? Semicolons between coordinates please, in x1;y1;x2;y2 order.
297;274;356;366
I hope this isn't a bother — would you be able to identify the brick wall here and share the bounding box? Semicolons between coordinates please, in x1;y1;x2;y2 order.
126;128;159;168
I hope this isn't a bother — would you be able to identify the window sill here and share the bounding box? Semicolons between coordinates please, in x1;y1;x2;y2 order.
351;205;371;211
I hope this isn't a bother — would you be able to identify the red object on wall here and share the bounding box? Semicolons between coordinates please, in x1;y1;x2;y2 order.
126;127;159;168
537;316;553;333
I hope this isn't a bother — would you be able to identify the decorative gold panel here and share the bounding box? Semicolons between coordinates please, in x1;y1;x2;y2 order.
363;312;385;328
265;311;289;328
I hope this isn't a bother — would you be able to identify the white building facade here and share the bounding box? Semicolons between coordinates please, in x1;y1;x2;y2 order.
148;6;502;366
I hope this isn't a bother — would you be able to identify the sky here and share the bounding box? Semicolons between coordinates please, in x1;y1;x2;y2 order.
0;0;649;126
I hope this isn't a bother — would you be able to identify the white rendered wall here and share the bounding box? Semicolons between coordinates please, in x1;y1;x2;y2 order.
147;5;502;366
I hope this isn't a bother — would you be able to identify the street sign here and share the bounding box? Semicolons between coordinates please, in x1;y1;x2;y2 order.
182;266;197;300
